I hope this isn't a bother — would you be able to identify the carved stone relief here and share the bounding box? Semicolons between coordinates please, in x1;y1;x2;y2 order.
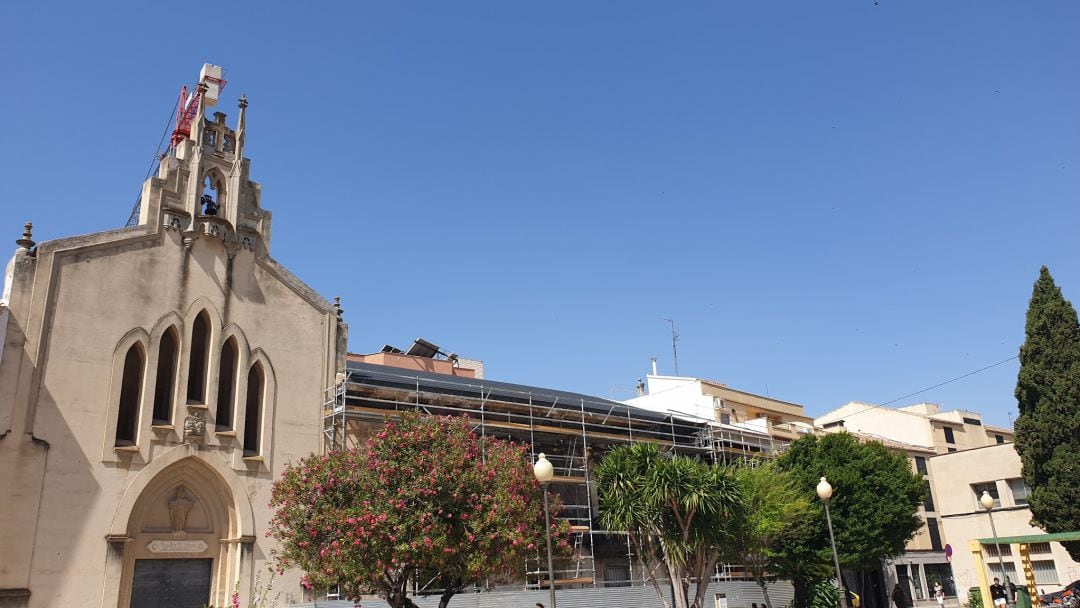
167;486;196;532
163;210;189;231
183;411;206;444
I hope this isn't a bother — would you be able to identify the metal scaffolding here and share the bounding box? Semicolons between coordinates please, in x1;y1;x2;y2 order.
322;361;790;591
709;425;785;466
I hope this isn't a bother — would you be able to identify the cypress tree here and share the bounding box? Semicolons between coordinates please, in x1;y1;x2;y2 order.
1014;266;1080;560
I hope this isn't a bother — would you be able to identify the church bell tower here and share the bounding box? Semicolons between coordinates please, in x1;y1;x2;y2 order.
136;64;271;254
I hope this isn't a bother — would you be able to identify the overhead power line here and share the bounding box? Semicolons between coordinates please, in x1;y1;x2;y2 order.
825;355;1020;425
879;355;1019;406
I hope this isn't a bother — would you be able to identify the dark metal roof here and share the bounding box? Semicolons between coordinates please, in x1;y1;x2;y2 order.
344;361;690;427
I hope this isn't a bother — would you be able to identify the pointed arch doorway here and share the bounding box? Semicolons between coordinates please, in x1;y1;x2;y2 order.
109;453;254;608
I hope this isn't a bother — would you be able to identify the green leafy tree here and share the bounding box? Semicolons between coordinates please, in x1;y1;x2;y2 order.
269;413;571;608
774;433;925;608
594;443;743;608
1014;266;1080;560
732;462;815;608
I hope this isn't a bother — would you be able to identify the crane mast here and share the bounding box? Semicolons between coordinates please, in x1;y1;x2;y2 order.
170;64;227;148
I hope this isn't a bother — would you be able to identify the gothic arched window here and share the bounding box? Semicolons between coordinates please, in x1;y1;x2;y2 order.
152;327;179;424
115;344;144;446
243;362;264;456
187;312;210;403
216;338;238;430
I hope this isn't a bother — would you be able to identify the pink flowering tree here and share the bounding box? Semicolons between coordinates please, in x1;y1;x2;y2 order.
269;413;571;608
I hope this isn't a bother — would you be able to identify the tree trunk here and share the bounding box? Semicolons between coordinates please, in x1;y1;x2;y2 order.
384;584;421;608
757;576;774;608
437;586;458;608
641;554;673;608
673;584;691;608
793;576;812;608
690;555;719;608
668;561;690;608
647;574;674;608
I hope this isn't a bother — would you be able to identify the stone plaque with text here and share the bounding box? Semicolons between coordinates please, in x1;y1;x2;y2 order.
147;540;208;554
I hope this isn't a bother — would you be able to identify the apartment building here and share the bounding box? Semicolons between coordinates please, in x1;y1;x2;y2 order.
816;402;1012;455
626;374;816;461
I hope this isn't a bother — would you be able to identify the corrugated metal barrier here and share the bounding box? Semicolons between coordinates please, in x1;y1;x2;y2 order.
292;580;794;608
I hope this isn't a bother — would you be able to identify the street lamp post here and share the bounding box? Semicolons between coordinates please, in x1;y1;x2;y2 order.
534;453;557;608
817;476;849;608
981;491;1009;602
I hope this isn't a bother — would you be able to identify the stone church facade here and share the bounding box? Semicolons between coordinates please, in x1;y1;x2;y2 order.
0;82;346;607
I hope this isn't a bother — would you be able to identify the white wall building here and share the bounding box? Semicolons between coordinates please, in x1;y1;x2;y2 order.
626;374;816;447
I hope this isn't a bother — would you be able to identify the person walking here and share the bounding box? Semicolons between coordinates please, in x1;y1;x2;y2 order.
991;578;1008;608
935;582;945;608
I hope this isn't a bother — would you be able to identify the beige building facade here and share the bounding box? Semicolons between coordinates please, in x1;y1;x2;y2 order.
816;402;1012;455
928;444;1080;598
0;69;345;607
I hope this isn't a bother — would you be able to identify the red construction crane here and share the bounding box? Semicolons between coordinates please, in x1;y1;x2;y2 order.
170;64;227;148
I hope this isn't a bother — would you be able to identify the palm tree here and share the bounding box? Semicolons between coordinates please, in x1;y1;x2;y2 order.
595;443;744;608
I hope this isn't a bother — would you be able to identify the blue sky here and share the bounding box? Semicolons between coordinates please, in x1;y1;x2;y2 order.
2;2;1078;426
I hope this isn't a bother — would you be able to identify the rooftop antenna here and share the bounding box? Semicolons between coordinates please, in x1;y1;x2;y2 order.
662;318;680;376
